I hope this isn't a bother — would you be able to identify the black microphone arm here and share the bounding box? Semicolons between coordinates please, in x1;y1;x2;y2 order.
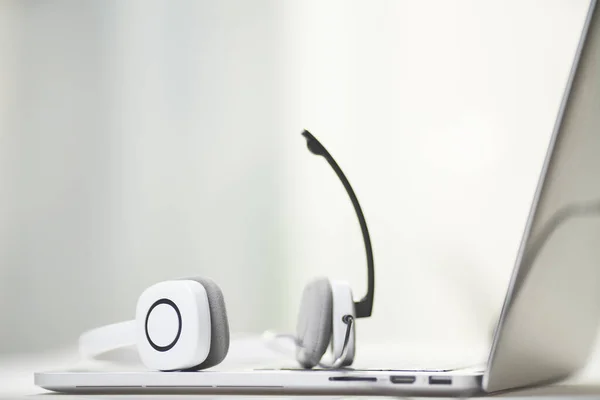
301;130;375;319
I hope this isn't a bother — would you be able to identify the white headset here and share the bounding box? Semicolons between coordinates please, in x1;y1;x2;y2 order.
79;130;375;371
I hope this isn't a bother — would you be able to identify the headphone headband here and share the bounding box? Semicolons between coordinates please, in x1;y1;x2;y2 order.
79;320;136;359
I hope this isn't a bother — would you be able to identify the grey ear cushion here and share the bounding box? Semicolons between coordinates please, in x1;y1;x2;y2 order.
187;277;230;370
296;277;333;368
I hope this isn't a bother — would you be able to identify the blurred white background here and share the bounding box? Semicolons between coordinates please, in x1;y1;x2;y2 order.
0;0;592;361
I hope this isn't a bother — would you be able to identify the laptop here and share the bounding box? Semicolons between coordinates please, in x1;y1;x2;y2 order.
35;0;600;395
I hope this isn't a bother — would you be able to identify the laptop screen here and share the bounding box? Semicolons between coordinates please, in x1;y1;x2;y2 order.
485;0;600;392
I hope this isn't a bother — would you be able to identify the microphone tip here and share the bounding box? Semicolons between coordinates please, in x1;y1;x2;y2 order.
301;130;324;155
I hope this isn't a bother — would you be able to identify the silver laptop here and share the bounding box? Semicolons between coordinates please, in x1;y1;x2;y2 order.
35;0;600;395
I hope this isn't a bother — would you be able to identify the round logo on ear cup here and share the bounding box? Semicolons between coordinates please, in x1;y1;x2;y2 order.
144;298;182;352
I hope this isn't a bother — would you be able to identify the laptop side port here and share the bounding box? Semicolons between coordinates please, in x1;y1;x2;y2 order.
428;376;452;385
390;375;416;384
329;376;377;382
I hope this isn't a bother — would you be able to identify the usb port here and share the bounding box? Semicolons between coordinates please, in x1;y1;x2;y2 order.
390;375;416;384
428;376;452;385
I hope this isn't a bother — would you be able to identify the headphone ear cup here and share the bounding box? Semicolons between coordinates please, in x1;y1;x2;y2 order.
296;277;333;368
136;280;213;371
186;277;230;370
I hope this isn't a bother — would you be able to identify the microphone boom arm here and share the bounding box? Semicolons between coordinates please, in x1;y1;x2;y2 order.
301;130;375;318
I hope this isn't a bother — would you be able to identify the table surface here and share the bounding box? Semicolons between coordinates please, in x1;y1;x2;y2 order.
4;341;600;399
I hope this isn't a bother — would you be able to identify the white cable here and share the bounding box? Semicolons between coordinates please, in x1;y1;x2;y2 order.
261;330;297;358
79;320;136;359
